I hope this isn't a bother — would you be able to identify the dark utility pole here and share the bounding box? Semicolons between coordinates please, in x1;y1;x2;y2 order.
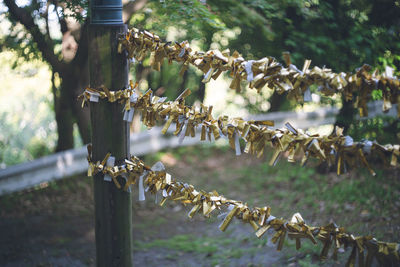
89;1;132;266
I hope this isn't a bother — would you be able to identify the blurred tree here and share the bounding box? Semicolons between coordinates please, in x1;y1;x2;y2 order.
1;0;399;152
126;1;224;105
208;0;400;130
5;0;88;151
1;0;221;151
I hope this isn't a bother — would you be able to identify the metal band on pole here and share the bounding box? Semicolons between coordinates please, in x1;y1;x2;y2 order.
91;0;123;25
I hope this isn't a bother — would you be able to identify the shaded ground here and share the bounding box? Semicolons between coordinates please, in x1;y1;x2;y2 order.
1;144;399;266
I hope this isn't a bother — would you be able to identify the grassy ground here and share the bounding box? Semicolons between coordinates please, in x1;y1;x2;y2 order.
0;144;399;266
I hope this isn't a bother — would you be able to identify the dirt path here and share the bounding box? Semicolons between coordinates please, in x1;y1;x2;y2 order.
0;147;287;267
0;191;284;267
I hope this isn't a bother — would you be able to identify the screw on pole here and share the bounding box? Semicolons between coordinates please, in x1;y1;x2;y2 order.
89;1;132;266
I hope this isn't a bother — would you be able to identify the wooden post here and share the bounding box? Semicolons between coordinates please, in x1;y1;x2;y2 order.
89;1;132;266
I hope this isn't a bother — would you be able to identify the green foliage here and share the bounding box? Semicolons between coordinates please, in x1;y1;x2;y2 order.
371;89;383;100
0;51;57;167
129;0;227;102
207;0;400;113
378;50;400;73
0;20;43;66
1;1;399;161
347;116;400;145
58;0;88;22
131;0;225;39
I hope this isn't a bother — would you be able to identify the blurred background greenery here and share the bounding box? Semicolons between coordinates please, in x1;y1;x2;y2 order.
1;1;400;266
1;0;399;167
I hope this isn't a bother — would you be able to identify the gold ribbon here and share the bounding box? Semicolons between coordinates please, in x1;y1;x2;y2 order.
119;27;400;117
79;84;400;174
87;150;400;266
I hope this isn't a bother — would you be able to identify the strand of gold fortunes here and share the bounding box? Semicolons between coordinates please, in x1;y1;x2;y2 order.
86;144;399;266
118;27;400;118
80;27;400;266
79;82;400;176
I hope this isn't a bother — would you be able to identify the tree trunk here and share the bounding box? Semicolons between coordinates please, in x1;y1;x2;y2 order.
197;28;214;103
54;80;75;151
179;68;189;92
72;99;91;144
53;67;91;151
71;62;91;144
268;92;287;112
197;79;206;103
333;95;355;135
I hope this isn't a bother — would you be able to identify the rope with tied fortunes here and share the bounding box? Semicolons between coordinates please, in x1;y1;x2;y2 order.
118;27;400;118
80;26;400;266
79;83;400;176
86;146;400;267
